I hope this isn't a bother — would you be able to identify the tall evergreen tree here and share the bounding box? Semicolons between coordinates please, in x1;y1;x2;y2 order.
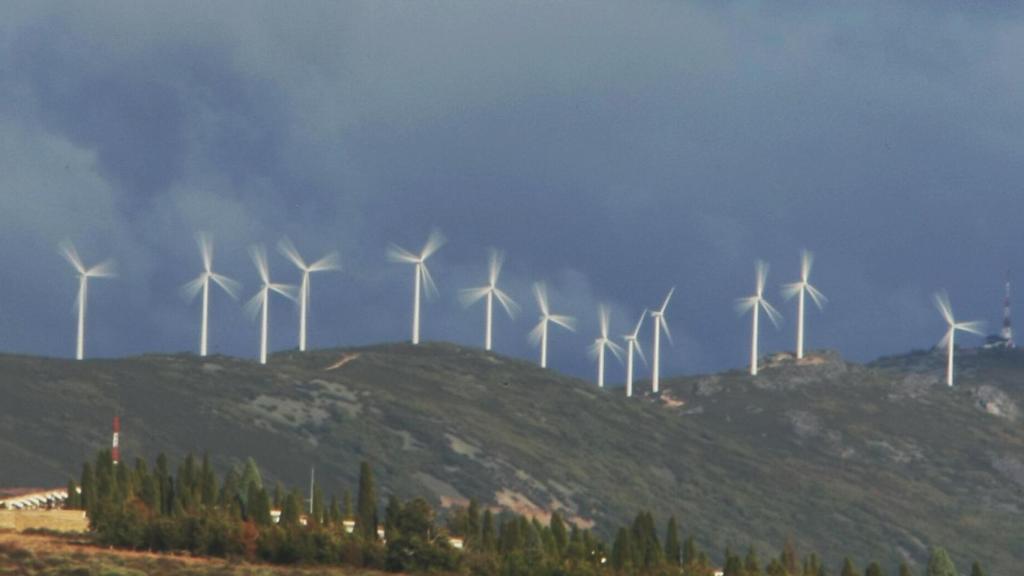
250;487;273;526
312;484;325;525
683;535;698;567
664;516;681;566
926;548;957;576
481;509;496;553
969;561;985;576
328;495;341;526
80;462;96;515
550;511;567;555
746;546;763;576
280;489;302;526
200;453;217;506
155;453;171;515
841;557;858;576
866;561;885;576
467;499;481;549
782;538;799;574
356;462;378;540
385;495;402;540
611;527;633;571
898;562;914;576
724;547;743;576
65;478;80;510
343;489;353;518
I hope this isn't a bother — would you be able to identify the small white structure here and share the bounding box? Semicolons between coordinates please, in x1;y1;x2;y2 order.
448;536;465;550
0;489;68;510
342;519;356;534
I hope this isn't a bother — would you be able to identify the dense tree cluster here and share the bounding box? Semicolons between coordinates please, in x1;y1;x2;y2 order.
64;451;987;576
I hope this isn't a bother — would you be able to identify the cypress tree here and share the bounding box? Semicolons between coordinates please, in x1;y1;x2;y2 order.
356;462;378;540
176;453;196;512
116;459;134;502
969;561;985;576
898;562;914;576
80;462;96;515
767;558;787;576
467;499;481;549
250;487;273;526
724;547;743;576
280;489;302;526
550;511;567;555
155;453;170;515
664;516;681;565
312;484;325;525
926;548;957;576
65;479;80;509
481;509;496;552
384;495;401;540
611;527;633;570
273;481;284;509
782;537;798;574
343;489;353;518
746;546;763;576
328;495;340;526
866;561;885;576
683;535;697;567
841;557;858;576
200;453;217;506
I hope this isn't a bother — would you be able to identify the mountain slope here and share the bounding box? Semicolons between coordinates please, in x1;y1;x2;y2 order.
1;343;1021;573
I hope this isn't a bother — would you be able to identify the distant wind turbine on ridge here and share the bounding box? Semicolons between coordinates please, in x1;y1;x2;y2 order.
529;282;576;369
649;288;674;393
589;305;624;388
781;249;827;360
182;233;241;357
60;241;115;361
278;238;340;352
934;291;984;387
245;246;298;365
459;249;519;351
737;261;782;376
623;310;647;397
388;229;445;345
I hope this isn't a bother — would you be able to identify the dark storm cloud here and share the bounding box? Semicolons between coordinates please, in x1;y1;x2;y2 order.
1;1;1023;380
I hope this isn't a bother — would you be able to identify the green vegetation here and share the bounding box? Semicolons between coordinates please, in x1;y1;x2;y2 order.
1;343;1018;572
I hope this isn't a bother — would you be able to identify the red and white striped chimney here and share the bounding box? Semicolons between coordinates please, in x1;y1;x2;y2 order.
111;415;121;465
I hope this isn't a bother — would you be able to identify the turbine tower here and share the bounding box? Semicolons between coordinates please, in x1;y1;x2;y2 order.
589;306;624;388
245;246;298;365
649;288;674;393
388;229;445;345
1002;271;1014;348
278;238;340;352
459;249;519;351
623;310;647;397
182;234;241;357
60;241;115;360
934;291;984;387
737;261;782;376
529;282;576;368
781;250;827;360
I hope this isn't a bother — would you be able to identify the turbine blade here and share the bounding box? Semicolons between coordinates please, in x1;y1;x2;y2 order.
587;339;603;360
780;282;802;301
659;287;675;314
493;287;520;318
755;260;769;297
761;298;783;328
956;321;986;336
180;274;206;302
309;251;341;272
634;338;648;367
277;237;308;270
933;291;955;326
550;314;577;332
249;245;270;284
210;273;242;299
607;339;625;363
528;319;546;346
801;249;814;283
58;241;86;274
805;283;828;309
660;316;674;345
244;290;265;322
937;327;953;350
488;249;504;287
86;259;116;278
735;297;757;315
630;310;646;338
419;228;446;261
420;263;439;300
533;283;550;316
197;232;213;273
387;244;419;264
269;283;299;301
459;286;491;307
598;305;610;339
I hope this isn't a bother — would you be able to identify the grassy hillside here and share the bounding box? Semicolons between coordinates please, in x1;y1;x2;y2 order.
0;343;1021;573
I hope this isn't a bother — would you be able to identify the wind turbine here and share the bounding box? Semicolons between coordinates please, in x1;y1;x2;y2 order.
182;234;241;357
781;250;827;360
388;229;445;345
245;246;298;365
589;306;624;388
649;288;674;393
529;282;576;368
278;237;340;352
459;249;519;351
934;291;984;387
60;241;115;361
622;310;647;397
737;261;782;376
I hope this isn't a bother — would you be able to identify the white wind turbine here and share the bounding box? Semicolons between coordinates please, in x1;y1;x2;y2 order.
60;241;115;361
529;282;576;368
278;238;340;352
182;234;241;357
737;261;782;376
622;310;647;397
388;229;446;345
934;291;984;387
459;249;519;351
245;246;298;365
589;305;624;388
781;250;827;360
649;288;674;394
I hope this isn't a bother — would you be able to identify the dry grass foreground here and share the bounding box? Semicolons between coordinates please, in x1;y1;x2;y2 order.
0;530;388;576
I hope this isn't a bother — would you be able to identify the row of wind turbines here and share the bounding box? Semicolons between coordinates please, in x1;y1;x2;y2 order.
59;231;983;390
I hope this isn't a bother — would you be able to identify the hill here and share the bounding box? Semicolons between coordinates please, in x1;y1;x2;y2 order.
1;343;1021;573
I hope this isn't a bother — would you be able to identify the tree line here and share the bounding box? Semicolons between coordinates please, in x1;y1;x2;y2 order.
64;450;988;576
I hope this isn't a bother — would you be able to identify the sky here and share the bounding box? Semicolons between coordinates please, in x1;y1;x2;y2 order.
2;1;1024;382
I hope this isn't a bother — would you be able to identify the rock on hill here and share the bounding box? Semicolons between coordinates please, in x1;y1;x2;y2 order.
1;343;1022;573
